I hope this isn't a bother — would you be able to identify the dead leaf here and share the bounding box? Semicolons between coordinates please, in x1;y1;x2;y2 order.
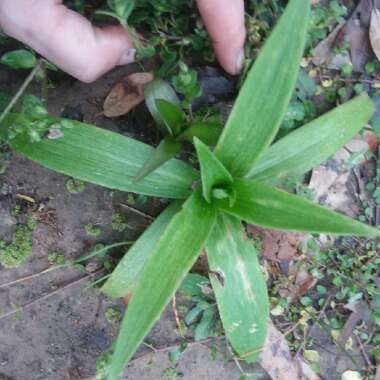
103;72;154;117
370;8;380;62
259;321;322;380
248;226;300;262
313;0;373;72
339;301;370;345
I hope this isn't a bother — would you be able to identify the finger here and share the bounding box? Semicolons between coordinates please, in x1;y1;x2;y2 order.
0;0;134;82
196;0;245;75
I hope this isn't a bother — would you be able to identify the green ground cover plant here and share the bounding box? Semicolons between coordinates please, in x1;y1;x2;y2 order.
1;1;380;379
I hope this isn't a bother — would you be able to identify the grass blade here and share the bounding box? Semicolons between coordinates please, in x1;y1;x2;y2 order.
134;138;182;183
206;213;269;362
214;0;310;177
216;179;380;237
7;119;197;199
247;94;375;182
102;202;182;298
108;191;216;380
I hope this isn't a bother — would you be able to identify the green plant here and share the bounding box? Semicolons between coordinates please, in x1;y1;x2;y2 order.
1;1;380;378
85;223;102;237
135;77;221;181
47;251;66;265
0;218;36;268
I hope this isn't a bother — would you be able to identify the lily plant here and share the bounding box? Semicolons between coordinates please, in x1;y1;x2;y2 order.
1;1;379;379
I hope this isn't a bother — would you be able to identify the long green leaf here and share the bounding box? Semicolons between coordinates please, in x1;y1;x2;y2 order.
206;213;269;362
177;122;222;146
102;202;182;298
155;99;184;137
216;179;380;237
247;94;375;182
134;138;182;183
194;137;233;203
108;191;216;380
144;79;181;136
214;0;310;177
7;118;198;199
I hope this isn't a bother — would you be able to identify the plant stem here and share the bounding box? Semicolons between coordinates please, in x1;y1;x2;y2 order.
0;59;43;126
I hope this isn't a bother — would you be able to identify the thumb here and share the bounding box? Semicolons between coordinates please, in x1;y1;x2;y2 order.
196;0;246;75
0;0;134;82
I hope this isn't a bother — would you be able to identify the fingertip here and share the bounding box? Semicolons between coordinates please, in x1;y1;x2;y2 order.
197;0;246;75
213;35;245;75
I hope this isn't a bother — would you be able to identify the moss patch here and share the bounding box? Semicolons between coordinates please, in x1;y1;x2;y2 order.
47;251;66;265
85;223;101;237
66;178;86;194
111;212;129;232
0;219;36;268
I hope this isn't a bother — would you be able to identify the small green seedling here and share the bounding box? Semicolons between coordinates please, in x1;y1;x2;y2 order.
96;0;154;59
105;307;122;325
47;251;66;266
85;224;102;237
135;77;221;181
111;212;130;232
66;178;86;194
1;1;380;379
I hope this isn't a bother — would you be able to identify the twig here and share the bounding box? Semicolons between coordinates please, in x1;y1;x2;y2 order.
0;59;43;125
119;202;155;221
0;265;65;289
0;270;102;322
354;335;374;371
172;295;185;337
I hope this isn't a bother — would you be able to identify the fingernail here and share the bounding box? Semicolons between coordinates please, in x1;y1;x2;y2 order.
118;48;136;65
235;49;245;74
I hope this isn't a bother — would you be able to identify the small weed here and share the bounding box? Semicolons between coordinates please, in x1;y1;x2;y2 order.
95;349;113;380
0;218;36;268
47;251;66;266
111;212;129;232
85;223;102;237
105;308;122;325
66;178;86;194
11;204;21;217
162;367;178;380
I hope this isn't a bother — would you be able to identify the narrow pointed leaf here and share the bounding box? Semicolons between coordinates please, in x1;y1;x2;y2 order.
144;79;181;136
102;202;182;298
194;137;233;203
206;213;269;362
216;179;380;237
214;0;310;177
134;138;182;183
247;94;375;182
6;118;197;199
155;99;185;136
177;122;222;146
108;191;216;380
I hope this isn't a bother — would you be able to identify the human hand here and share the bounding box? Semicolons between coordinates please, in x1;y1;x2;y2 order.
0;0;245;83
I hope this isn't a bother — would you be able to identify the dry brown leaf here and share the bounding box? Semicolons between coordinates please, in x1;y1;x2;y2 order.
248;226;300;262
259;321;321;380
313;0;373;71
339;301;370;345
370;8;380;62
103;72;154;117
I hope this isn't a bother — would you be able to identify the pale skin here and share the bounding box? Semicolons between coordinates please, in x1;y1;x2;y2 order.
0;0;246;83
